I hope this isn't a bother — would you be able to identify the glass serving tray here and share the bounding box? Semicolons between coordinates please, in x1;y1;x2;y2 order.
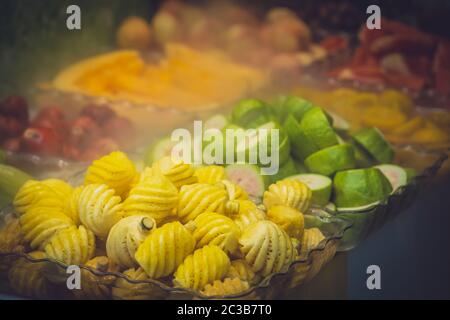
329;146;448;251
0;208;351;300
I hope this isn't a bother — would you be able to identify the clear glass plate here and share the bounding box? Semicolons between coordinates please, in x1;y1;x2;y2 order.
0;208;351;300
330;147;448;251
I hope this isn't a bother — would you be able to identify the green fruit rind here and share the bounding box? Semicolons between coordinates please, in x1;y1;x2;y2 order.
333;168;393;208
405;168;418;183
327;111;350;131
287;173;332;207
231;98;272;128
325;202;337;212
375;164;408;192
0;164;33;199
225;163;268;199
277;96;313;121
284;114;314;160
294;161;309;174
304;144;356;176
352;127;394;164
288;107;339;160
351;141;375;168
336;202;380;212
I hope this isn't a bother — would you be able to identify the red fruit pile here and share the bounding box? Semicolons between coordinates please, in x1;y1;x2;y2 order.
0;96;136;161
329;18;450;95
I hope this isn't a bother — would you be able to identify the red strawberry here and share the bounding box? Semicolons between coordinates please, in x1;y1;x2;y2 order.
68;116;101;148
81;104;116;124
21;127;62;156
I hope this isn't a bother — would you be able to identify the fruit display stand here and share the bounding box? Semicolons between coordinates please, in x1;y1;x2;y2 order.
1;0;450;301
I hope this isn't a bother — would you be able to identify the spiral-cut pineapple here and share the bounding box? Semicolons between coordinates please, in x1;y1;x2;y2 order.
44;225;95;265
73;256;119;300
8;251;51;299
78;184;123;239
121;173;178;224
139;167;154;182
220;180;249;201
106;215;155;269
201;277;250;297
291;237;301;258
177;183;228;223
263;179;311;212
84;151;137;198
194;165;225;184
239;220;295;277
174;245;230;291
20;207;74;250
266;205;305;240
227;259;259;285
14;180;64;214
0;214;23;253
153;156;197;189
217;180;248;216
112;268;165;300
190;212;240;255
41;179;74;200
135;221;194;279
232;200;265;232
300;228;325;256
64;186;82;225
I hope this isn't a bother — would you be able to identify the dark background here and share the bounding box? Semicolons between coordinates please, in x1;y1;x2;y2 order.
1;0;450;299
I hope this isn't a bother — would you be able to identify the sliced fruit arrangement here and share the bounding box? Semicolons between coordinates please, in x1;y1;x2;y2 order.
293;86;450;151
0;151;331;299
52;44;267;110
0;95;136;162
328;18;450;95
145;94;413;212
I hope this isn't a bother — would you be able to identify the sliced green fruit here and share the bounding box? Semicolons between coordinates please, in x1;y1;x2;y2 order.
281;96;314;122
284;114;312;160
336;202;380;212
268;158;297;184
231;98;272;128
258;121;289;166
235;121;290;167
375;164;408;192
405;168;418;183
288;107;339;160
0;164;33;200
144;136;177;166
304;144;356;176
204;114;229;131
327;111;350;131
337;135;346;145
294;160;309;174
225;164;268;200
352;127;394;164
325;202;337;212
333;168;393;208
287;173;332;207
351;141;375;168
